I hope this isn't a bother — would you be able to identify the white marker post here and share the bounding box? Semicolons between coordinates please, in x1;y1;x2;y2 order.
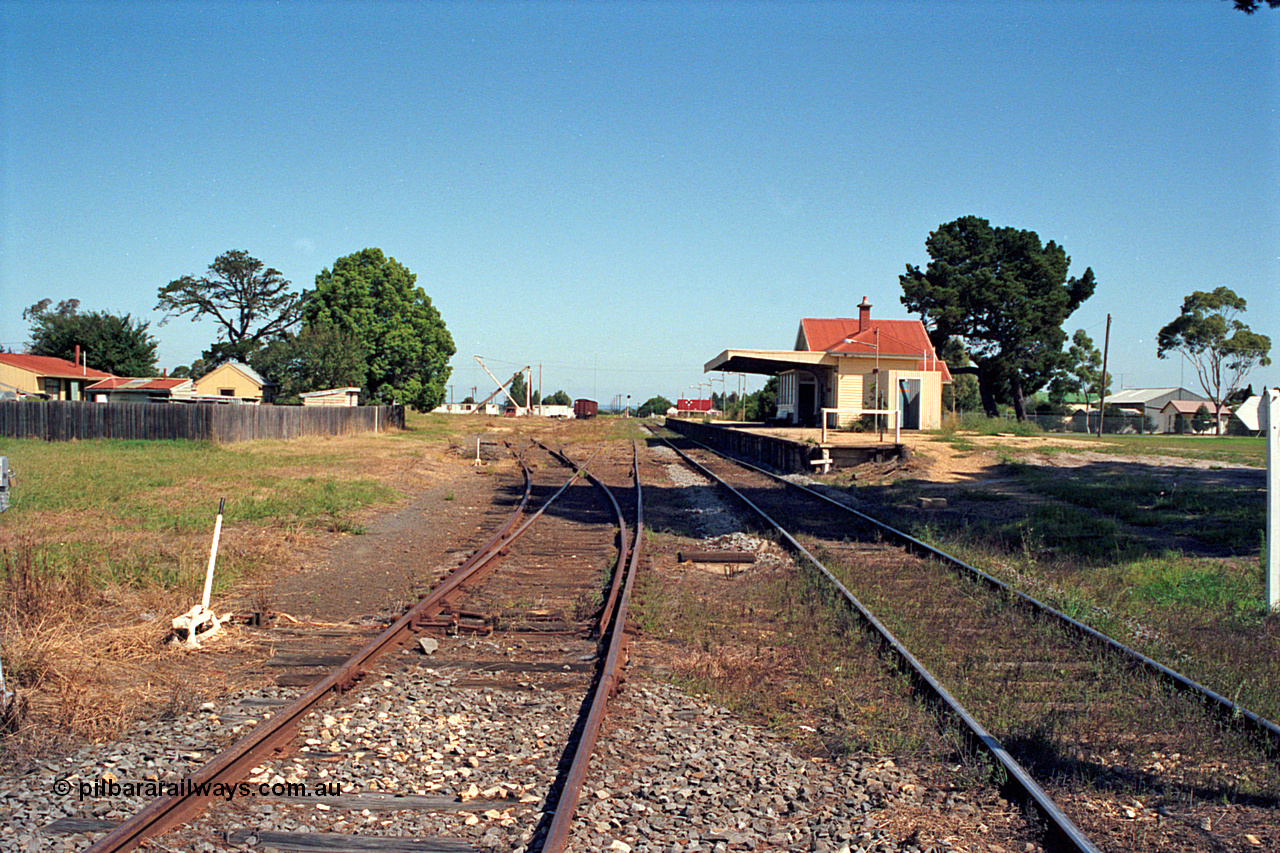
201;497;226;612
1265;389;1279;612
172;497;226;647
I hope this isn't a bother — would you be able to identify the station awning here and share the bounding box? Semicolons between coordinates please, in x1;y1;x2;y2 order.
704;349;829;376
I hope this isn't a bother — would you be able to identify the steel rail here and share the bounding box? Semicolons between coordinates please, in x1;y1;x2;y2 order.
535;440;629;638
655;433;1102;853
668;428;1280;753
85;447;592;853
540;440;643;853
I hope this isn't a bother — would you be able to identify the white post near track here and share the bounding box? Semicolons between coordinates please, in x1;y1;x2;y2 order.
201;497;225;612
1265;388;1279;612
171;498;227;647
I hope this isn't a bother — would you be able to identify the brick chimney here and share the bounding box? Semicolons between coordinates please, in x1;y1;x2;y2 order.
858;296;872;332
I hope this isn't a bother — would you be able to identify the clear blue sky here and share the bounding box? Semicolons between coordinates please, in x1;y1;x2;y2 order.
2;1;1277;407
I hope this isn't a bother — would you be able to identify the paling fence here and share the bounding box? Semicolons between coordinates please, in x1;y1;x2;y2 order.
0;401;405;442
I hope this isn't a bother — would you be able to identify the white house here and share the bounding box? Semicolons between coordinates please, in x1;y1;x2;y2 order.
1159;399;1233;434
433;402;504;415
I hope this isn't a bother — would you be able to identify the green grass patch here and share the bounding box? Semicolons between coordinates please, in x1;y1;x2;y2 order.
1020;503;1128;560
0;433;412;603
1046;433;1265;467
1002;462;1262;552
901;523;1280;719
395;411;488;443
0;439;226;513
1127;557;1263;611
950;486;1008;502
0;437;396;535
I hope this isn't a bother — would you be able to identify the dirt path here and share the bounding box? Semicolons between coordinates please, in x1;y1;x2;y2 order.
270;440;514;622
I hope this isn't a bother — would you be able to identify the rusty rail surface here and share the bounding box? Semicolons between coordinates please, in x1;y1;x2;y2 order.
539;440;643;853
667;429;1280;755
85;447;596;853
654;432;1103;853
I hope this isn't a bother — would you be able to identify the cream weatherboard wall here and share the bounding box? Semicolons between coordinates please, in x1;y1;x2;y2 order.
193;363;267;402
829;358;943;429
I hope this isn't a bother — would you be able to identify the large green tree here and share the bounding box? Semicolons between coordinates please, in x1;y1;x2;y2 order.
23;299;158;376
158;250;305;365
746;376;779;422
544;389;572;406
939;337;981;415
249;324;369;403
636;395;674;418
306;248;455;411
1156;286;1270;435
900;216;1096;420
1049;329;1111;413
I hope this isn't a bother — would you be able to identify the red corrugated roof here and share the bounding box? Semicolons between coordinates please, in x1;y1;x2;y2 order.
87;377;192;392
0;352;114;380
798;317;950;380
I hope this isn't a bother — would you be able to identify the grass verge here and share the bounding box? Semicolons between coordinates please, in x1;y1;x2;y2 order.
0;419;487;753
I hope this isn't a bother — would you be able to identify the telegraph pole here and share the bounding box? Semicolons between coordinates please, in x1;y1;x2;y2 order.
1266;388;1278;611
1098;314;1111;438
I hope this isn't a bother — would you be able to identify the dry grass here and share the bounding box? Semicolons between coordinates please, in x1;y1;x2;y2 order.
0;418;493;760
0;539;259;756
635;543;963;762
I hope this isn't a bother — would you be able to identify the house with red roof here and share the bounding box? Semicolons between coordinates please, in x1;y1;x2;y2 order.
704;297;952;429
0;352;115;401
86;376;197;403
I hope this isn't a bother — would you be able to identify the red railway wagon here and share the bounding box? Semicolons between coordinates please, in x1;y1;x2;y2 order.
574;398;598;419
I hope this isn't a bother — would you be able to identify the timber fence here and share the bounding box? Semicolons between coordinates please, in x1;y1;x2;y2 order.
0;401;405;443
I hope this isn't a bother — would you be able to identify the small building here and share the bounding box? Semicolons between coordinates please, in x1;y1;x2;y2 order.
531;404;574;418
704;297;951;430
87;376;197;403
1159;399;1232;434
300;387;361;407
193;362;274;404
433;402;504;415
1233;395;1263;433
1102;388;1207;429
675;398;713;417
0;352;115;401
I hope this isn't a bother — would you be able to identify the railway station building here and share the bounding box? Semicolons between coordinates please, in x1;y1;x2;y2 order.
704;298;952;430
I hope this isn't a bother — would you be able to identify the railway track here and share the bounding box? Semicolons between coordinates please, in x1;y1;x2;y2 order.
61;438;644;853
21;424;1275;852
653;427;1279;853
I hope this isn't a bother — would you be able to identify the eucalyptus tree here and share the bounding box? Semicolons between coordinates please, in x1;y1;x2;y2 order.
157;250;304;365
1156;286;1270;434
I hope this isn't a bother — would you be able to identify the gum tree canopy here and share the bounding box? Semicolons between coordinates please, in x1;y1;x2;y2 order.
306;248;455;411
900;215;1096;420
157;250;304;365
1156;286;1271;435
